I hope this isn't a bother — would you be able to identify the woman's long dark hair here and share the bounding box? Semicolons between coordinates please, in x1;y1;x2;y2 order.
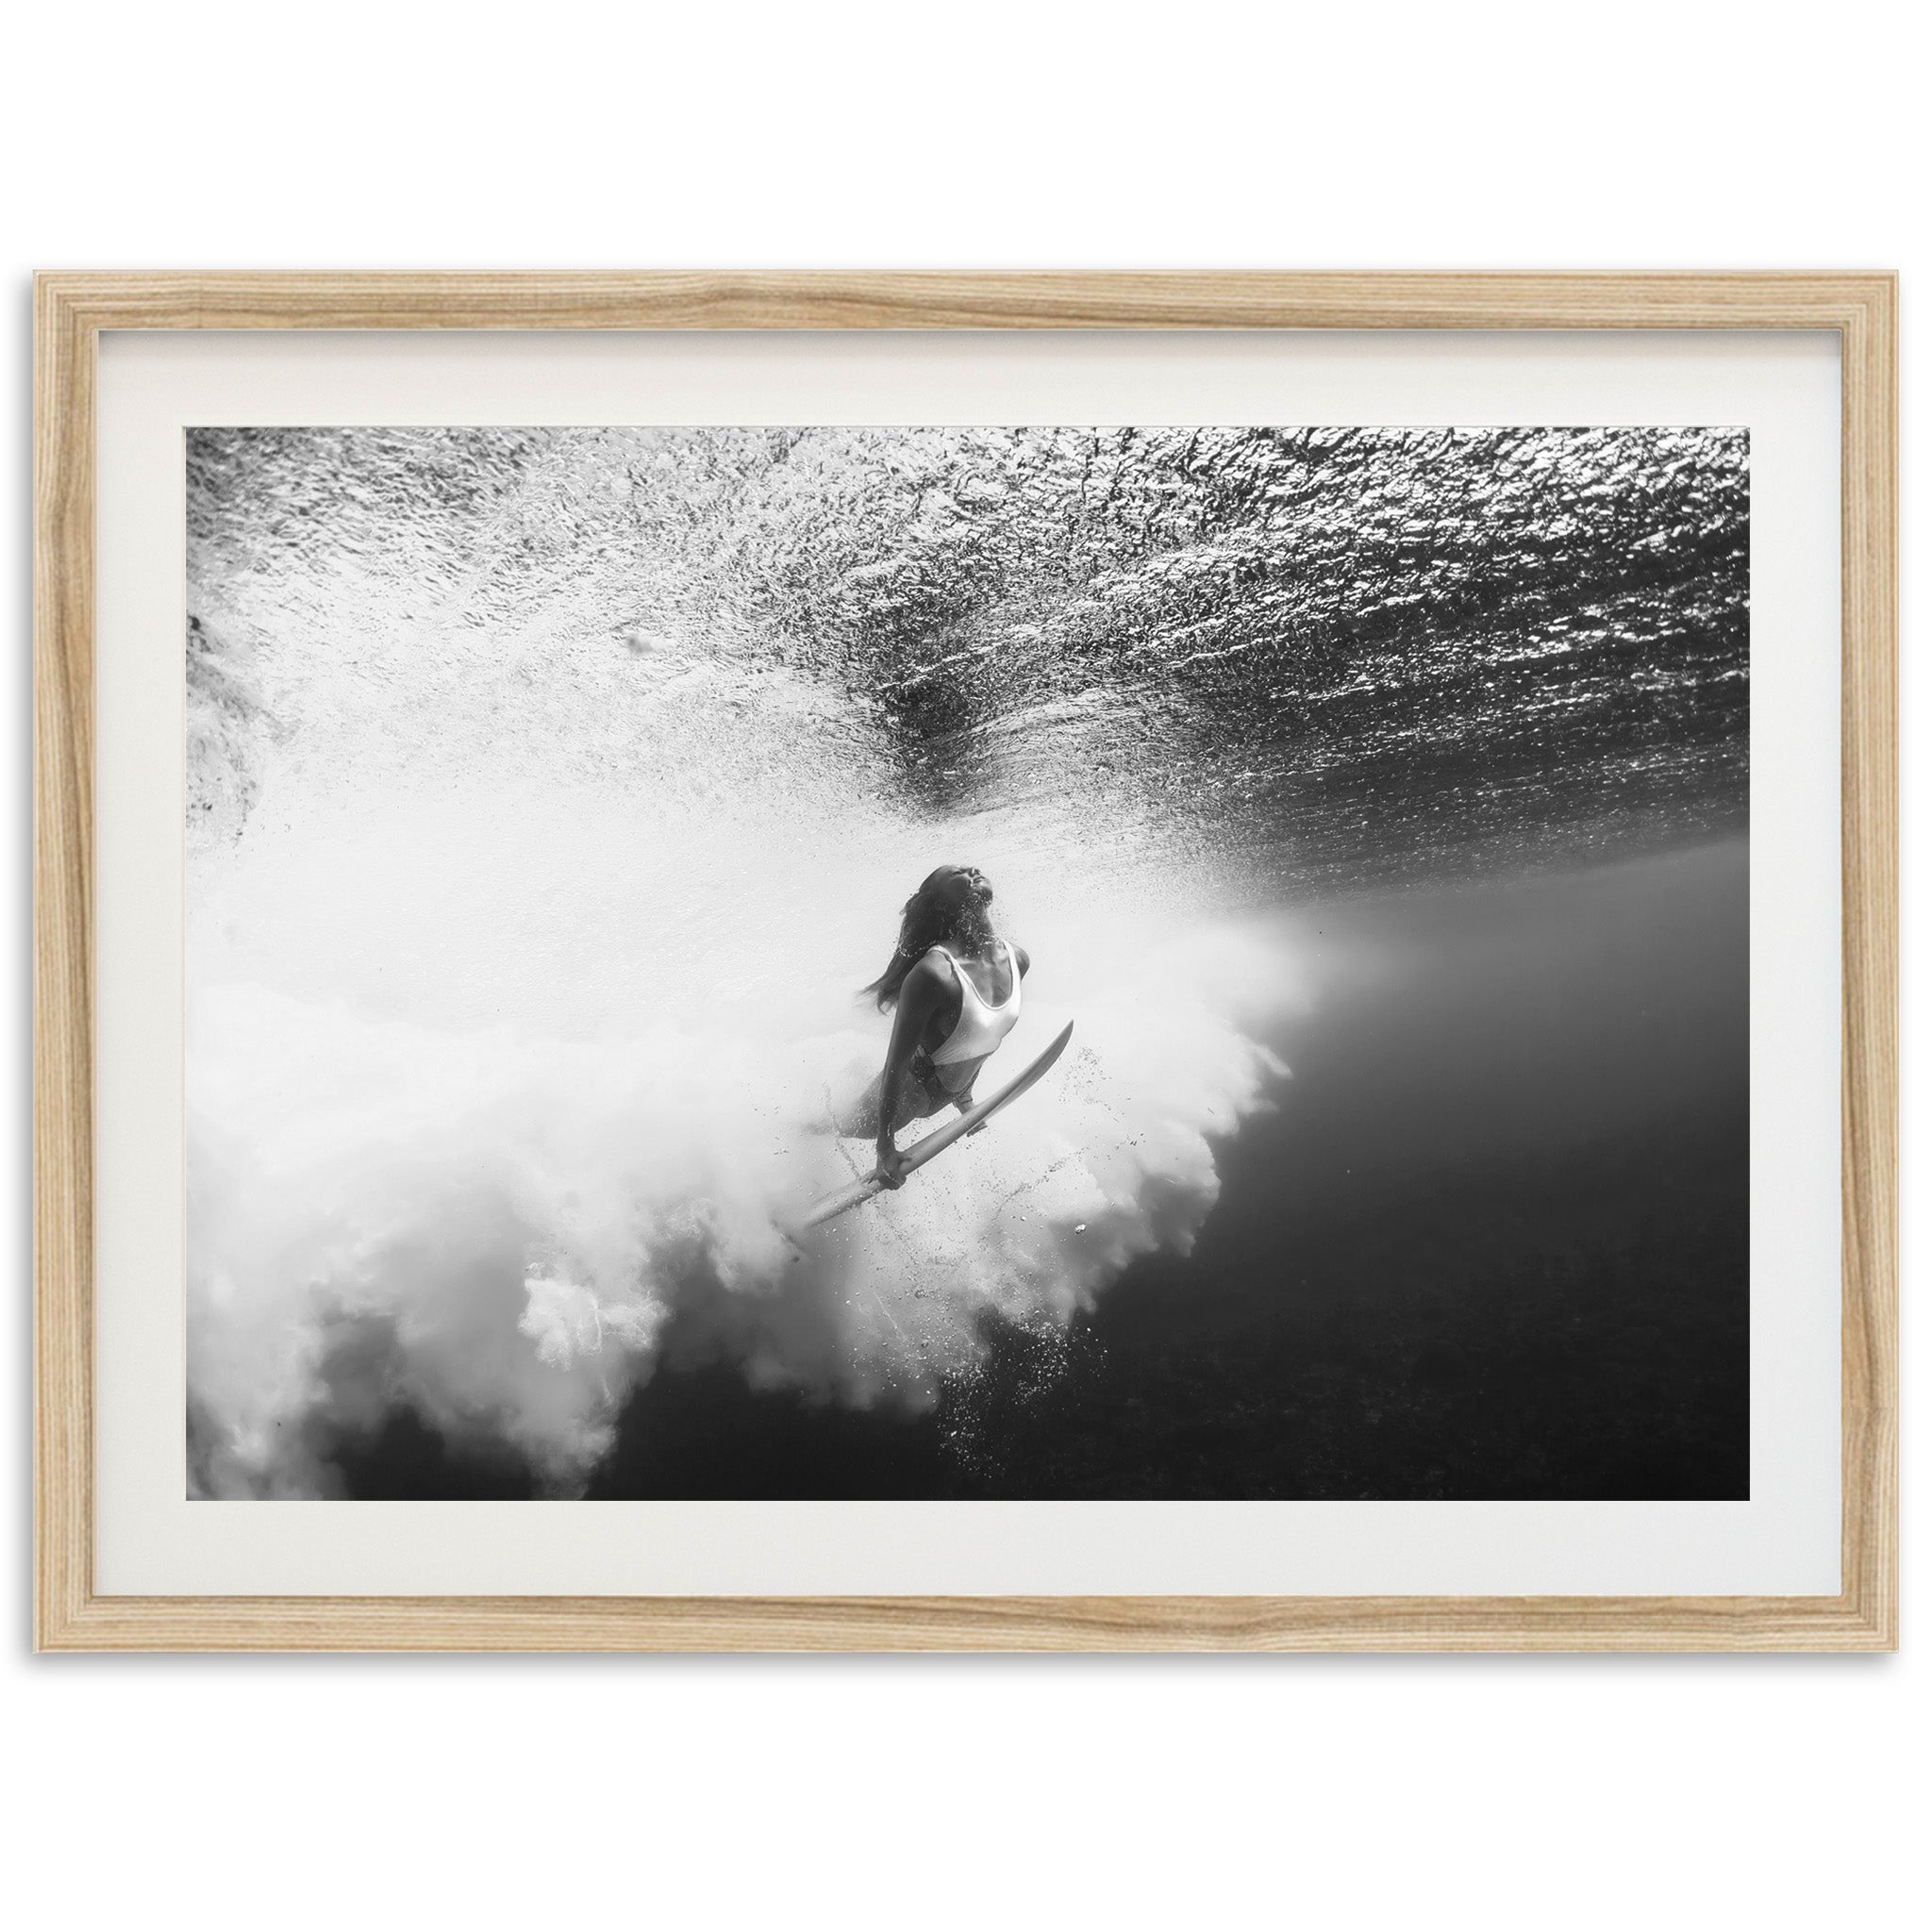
861;868;975;1010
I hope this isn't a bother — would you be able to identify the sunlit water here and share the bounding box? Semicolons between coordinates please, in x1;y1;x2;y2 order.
186;427;1748;1497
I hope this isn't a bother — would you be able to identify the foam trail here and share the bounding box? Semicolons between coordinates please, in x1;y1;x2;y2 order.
187;894;1294;1496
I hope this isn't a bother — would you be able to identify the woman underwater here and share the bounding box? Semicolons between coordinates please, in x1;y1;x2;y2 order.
843;864;1031;1188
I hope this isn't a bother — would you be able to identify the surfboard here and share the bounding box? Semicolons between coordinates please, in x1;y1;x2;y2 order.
797;1021;1076;1231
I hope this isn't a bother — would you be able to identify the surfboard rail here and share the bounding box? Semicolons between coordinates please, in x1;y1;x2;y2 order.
797;1020;1075;1230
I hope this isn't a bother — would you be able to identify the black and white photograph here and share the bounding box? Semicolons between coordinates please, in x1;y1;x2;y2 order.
185;422;1750;1504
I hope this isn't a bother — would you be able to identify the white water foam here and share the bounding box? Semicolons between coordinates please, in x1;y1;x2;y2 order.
189;906;1291;1496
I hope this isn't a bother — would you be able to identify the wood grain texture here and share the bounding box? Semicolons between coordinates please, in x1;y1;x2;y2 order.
22;270;1901;334
28;1591;1901;1654
1836;277;1900;1652
34;275;95;1657
31;273;1899;1653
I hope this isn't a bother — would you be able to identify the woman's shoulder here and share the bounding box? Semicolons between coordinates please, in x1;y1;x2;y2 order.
905;949;955;991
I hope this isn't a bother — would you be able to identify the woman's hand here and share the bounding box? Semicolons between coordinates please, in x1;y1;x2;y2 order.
874;1139;908;1189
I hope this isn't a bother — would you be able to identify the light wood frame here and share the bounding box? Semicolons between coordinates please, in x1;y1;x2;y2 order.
33;273;1898;1652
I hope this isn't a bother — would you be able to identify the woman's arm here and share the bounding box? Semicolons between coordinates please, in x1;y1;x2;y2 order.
874;957;946;1186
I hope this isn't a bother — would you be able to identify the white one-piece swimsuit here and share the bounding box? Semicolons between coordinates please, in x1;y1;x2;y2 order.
926;941;1022;1076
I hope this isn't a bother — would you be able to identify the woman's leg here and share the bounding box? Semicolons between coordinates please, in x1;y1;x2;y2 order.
890;1065;948;1135
832;1062;947;1140
833;1073;884;1140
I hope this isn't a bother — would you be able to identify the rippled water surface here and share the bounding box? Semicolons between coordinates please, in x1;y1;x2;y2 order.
190;425;1746;895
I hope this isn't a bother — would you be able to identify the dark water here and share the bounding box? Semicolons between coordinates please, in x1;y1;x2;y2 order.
341;837;1748;1503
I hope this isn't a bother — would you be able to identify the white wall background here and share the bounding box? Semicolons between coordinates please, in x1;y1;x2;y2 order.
3;4;1920;1925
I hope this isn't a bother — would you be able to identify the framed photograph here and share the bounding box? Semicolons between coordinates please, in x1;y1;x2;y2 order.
34;274;1895;1651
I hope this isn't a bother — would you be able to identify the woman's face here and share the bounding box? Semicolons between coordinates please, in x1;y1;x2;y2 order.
934;864;993;908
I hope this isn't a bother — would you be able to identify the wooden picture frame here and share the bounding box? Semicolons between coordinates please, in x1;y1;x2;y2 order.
33;273;1897;1652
